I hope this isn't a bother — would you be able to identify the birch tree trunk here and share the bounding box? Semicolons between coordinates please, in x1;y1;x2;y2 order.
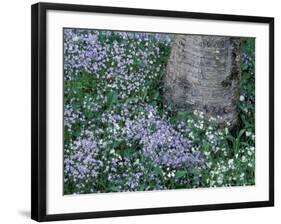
164;35;241;128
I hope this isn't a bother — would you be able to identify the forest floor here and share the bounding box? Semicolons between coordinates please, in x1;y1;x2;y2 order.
63;29;255;194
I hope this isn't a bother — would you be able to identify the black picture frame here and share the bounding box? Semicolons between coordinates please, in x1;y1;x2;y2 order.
31;2;274;222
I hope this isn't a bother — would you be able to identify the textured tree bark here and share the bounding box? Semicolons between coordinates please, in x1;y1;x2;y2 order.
164;35;241;128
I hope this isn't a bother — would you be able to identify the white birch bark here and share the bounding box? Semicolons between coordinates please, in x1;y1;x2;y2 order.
164;35;241;128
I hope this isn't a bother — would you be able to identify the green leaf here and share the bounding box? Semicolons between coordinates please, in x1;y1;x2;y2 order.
109;186;120;192
178;111;188;117
238;129;246;139
150;123;157;132
139;184;145;191
175;170;186;179
241;63;249;71
108;91;119;105
154;166;164;177
153;91;160;99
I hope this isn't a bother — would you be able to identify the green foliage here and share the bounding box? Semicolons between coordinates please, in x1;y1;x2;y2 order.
64;33;255;194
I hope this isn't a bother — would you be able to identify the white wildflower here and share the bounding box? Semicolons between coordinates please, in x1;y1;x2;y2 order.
246;131;251;137
240;95;245;101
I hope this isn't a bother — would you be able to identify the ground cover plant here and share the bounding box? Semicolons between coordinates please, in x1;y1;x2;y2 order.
63;28;255;195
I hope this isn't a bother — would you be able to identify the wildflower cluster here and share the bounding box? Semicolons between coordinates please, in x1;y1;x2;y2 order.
63;28;255;194
125;105;203;168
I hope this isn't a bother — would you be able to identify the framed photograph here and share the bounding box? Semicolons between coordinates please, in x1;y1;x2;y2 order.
31;2;274;222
